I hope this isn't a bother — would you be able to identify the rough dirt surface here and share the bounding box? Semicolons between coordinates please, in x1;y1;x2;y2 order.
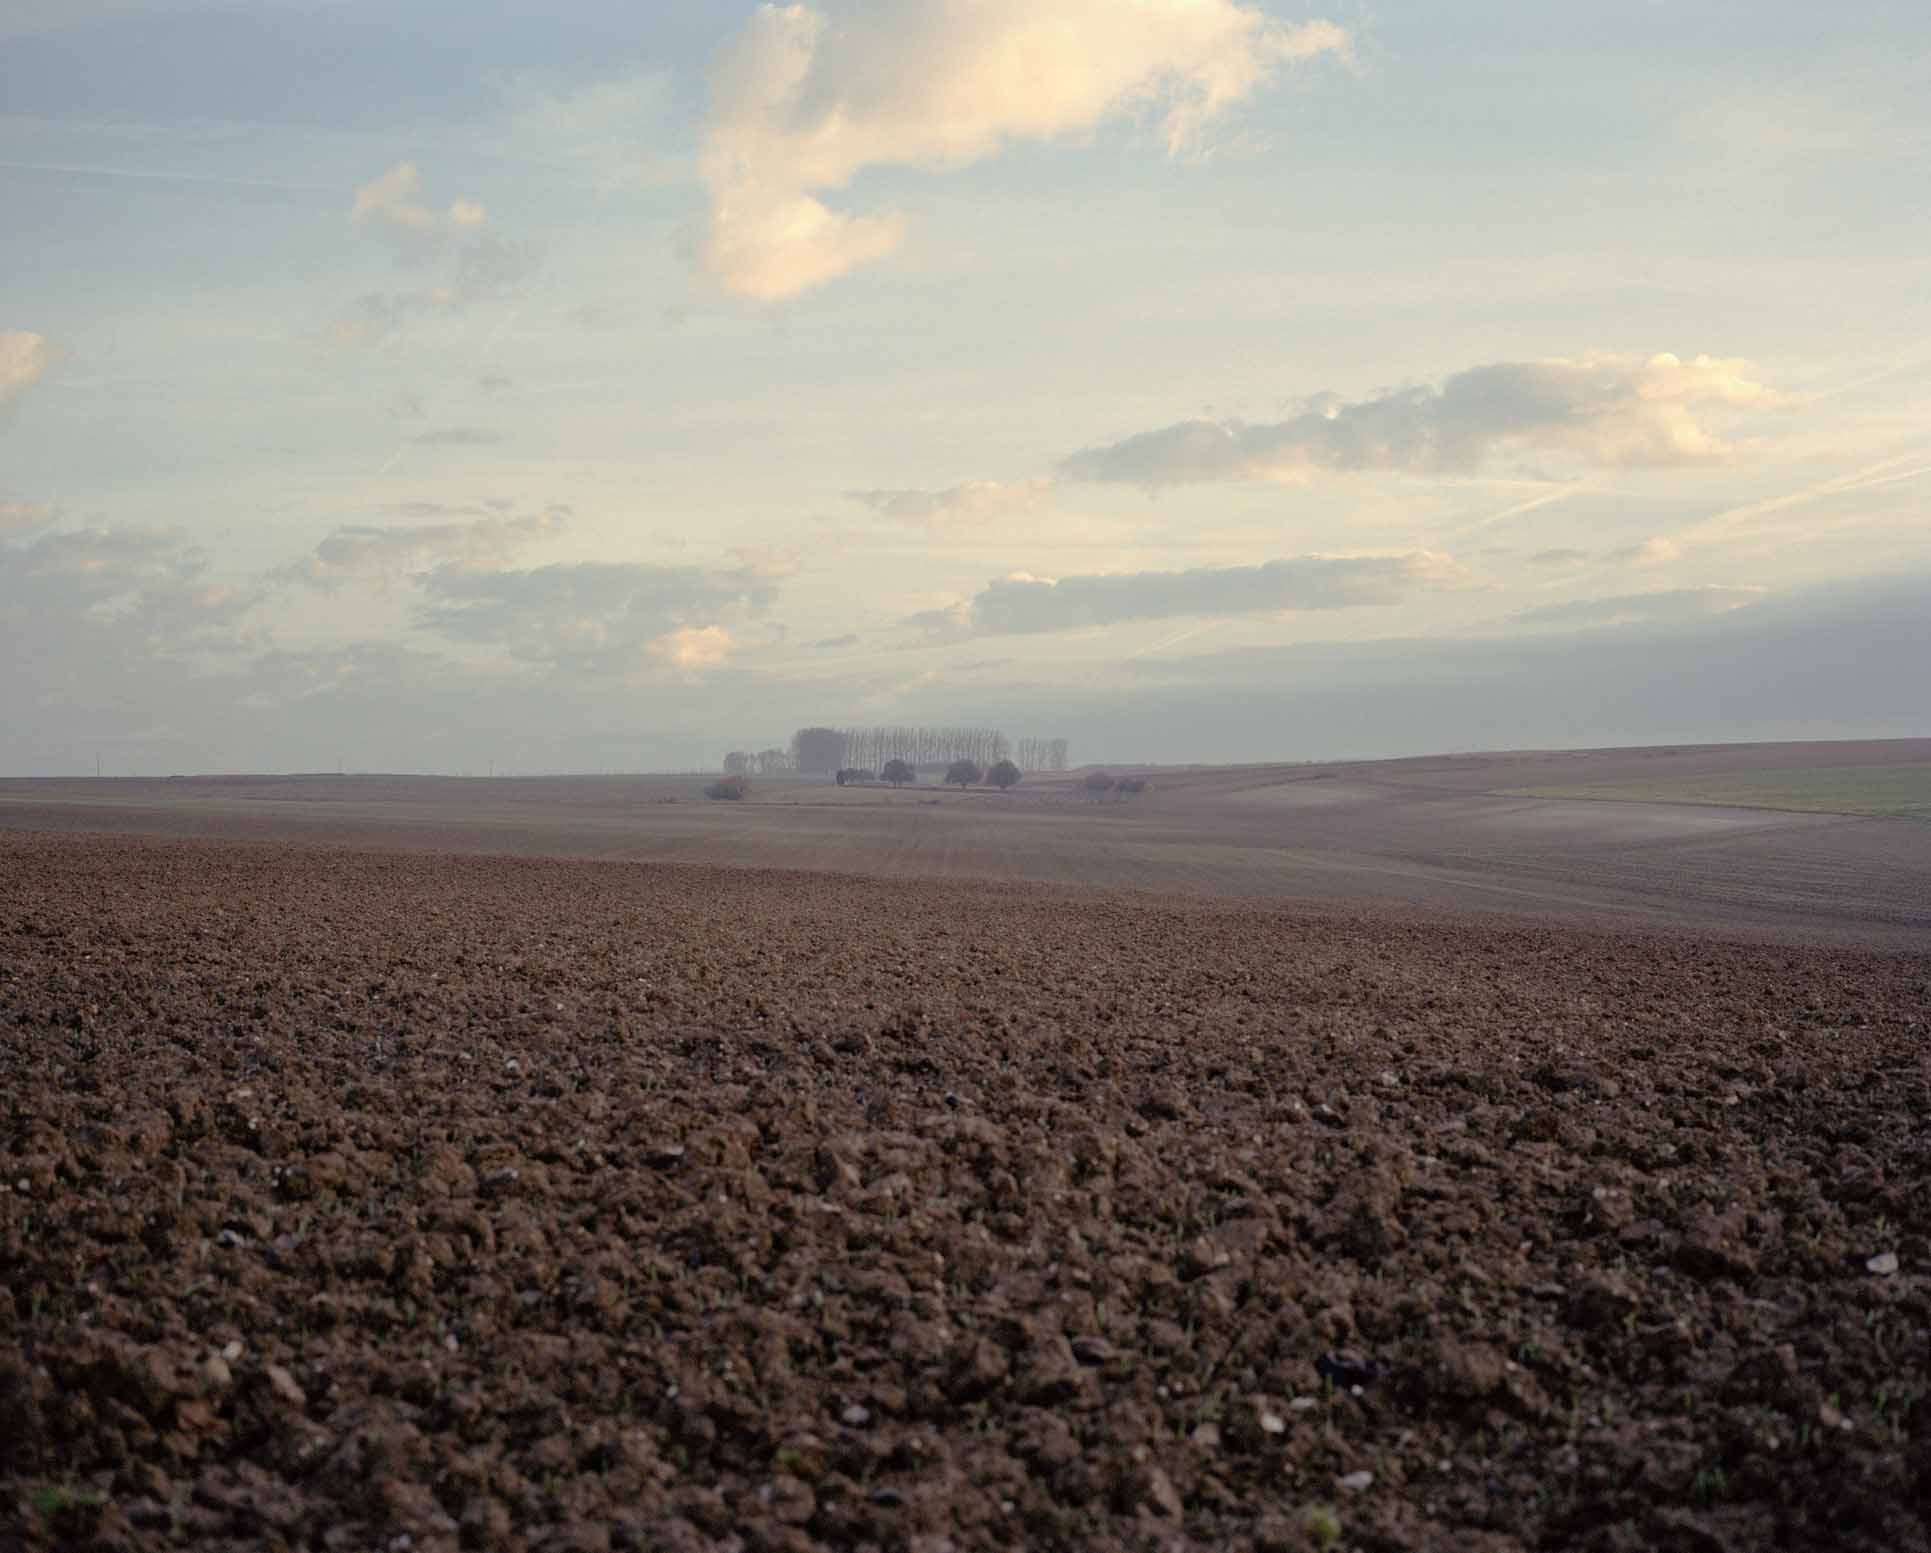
3;828;1928;1552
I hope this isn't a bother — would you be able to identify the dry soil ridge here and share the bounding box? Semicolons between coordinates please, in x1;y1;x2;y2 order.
3;829;1928;1551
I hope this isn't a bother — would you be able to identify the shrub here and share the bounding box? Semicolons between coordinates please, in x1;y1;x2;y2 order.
1084;770;1116;795
988;759;1021;790
705;774;751;801
1117;776;1148;795
945;759;983;789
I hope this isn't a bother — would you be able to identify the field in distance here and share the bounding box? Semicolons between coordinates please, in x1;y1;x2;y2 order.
1497;762;1931;818
2;737;1927;946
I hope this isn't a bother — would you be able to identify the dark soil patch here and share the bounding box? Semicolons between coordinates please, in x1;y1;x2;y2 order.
3;830;1928;1551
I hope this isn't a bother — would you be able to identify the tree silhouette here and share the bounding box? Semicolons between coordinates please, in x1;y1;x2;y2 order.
791;726;847;775
988;759;1021;791
881;758;915;787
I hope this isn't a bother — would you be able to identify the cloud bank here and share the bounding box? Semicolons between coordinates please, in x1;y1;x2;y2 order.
913;551;1460;638
1062;354;1789;486
700;0;1347;301
954;575;1931;766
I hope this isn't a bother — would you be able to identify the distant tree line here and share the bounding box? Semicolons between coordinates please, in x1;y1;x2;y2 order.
771;726;1070;776
723;727;1072;779
1012;736;1071;774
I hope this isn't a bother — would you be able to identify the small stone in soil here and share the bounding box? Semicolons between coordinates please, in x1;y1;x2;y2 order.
1866;1251;1900;1276
1316;1353;1390;1389
265;1364;306;1407
1338;1470;1375;1492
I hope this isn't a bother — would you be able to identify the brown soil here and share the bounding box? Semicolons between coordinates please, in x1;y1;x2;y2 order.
3;829;1928;1552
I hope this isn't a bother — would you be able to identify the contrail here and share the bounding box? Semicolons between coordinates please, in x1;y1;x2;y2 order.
1794;344;1931;401
0;159;335;195
1676;449;1931;545
1728;466;1931;559
1123;619;1230;660
1442;487;1573;540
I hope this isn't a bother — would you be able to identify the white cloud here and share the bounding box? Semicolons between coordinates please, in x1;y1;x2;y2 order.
351;162;487;252
911;551;1462;638
0;525;257;658
651;624;736;672
1507;585;1766;630
412;558;784;673
330;164;536;346
700;0;1348;301
0;330;57;420
1608;536;1682;568
848;478;1051;529
277;510;566;591
1062;353;1791;486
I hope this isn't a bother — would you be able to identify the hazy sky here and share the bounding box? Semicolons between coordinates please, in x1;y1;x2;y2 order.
3;0;1929;773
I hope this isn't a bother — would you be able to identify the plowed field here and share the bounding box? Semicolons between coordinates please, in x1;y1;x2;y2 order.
4;829;1928;1552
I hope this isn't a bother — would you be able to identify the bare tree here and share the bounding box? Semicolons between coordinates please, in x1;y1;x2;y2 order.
833;725;1019;773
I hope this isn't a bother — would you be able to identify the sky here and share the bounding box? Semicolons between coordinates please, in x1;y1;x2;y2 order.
2;0;1928;774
